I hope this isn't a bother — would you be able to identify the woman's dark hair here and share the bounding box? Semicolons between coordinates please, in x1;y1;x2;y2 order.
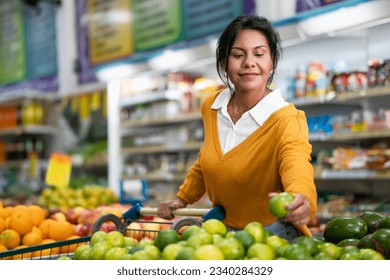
216;15;282;91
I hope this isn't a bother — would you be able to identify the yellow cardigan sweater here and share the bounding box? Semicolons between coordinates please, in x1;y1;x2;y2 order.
177;90;317;236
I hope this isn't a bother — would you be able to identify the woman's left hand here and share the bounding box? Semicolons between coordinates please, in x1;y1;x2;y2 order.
282;193;311;226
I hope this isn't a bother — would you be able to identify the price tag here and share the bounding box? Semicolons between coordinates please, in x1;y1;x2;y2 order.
90;90;101;111
79;94;90;119
45;153;72;189
28;151;39;178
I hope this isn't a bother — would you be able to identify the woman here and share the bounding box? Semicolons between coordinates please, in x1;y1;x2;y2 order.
158;15;317;241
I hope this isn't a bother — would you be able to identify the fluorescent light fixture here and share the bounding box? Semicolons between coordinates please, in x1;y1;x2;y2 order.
300;0;390;37
95;62;150;82
148;49;195;71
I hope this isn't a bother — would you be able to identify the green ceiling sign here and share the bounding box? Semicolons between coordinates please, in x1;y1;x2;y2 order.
0;1;26;85
133;0;183;51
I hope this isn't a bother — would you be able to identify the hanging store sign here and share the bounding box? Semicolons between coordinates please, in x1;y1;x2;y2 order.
23;2;57;80
0;1;26;85
182;0;243;39
87;0;133;64
133;0;183;51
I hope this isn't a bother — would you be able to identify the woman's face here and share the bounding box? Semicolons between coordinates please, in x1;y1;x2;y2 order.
227;29;273;94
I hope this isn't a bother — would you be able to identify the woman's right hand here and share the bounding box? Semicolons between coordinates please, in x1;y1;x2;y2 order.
157;197;187;220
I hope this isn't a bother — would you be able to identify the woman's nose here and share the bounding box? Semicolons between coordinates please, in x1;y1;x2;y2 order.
243;55;255;68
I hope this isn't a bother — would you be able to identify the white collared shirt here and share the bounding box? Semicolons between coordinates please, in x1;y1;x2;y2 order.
211;88;289;154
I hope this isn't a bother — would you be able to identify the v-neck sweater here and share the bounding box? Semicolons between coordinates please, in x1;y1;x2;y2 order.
176;90;317;235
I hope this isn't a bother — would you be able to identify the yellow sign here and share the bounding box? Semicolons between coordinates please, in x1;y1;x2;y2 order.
87;0;133;64
45;153;72;189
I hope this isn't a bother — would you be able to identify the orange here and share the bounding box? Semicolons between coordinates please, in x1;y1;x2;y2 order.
13;205;28;212
0;229;21;249
28;205;48;226
49;220;75;241
10;245;33;260
0;200;3;209
0;244;7;251
22;230;43;246
60;235;82;254
33;239;60;257
0;206;14;219
0;244;11;260
0;217;5;232
39;219;55;239
9;209;34;236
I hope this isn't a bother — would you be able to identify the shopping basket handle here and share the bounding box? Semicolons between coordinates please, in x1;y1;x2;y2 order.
122;203;225;221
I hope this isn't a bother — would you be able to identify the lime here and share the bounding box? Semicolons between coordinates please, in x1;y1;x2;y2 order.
187;230;213;248
194;244;225;260
90;231;107;246
175;247;195;260
143;245;161;260
244;222;266;243
247;243;276;260
73;244;91;260
283;244;312;260
104;247;128;260
313;252;334;260
90;240;111;260
234;230;255;250
217;237;245;260
202;219;227;236
57;256;72;260
162;243;183;260
269;192;295;218
181;225;201;240
359;248;385;260
292;236;319;256
318;242;341;260
154;229;180;251
266;235;289;251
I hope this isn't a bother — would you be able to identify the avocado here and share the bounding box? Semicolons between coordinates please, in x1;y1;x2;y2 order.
356;211;384;233
323;217;368;244
378;216;390;229
336;238;359;247
371;228;390;259
357;234;377;250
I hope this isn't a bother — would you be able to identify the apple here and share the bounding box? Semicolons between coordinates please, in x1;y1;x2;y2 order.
74;222;93;237
65;209;78;224
50;212;67;222
100;221;117;233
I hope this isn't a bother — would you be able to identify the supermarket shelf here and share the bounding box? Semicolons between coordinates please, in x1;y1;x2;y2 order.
314;169;390;180
119;90;182;108
293;86;390;107
0;89;57;104
121;111;202;128
0;160;24;169
0;125;58;136
122;172;186;183
121;141;203;155
310;128;390;142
